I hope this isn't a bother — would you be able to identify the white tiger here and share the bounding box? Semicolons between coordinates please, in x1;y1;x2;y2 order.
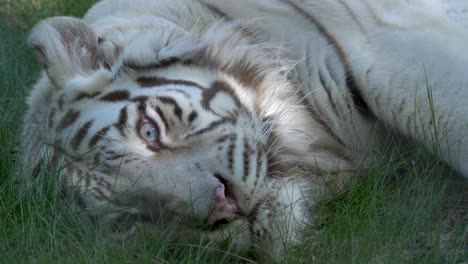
19;0;468;257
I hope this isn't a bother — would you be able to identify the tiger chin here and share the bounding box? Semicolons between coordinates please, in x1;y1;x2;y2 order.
18;0;468;259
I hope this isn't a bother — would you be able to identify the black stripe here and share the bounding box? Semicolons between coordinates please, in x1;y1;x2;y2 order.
406;116;413;133
256;148;263;179
325;54;352;112
71;120;94;150
217;133;235;144
131;95;149;103
48;107;56;128
164;88;191;98
99;90;130;102
32;162;42;178
297;91;346;146
57;94;65;111
202;80;242;110
227;135;237;172
185;117;235;139
200;1;232;20
96;176;112;191
83;169;90;188
89;126;111;148
114;106;128;136
124;56;180;71
92;187;106;200
309;142;351;162
188;111;198;124
158;97;183;121
282;0;376;120
58;109;80;130
242;137;251;182
155;106;170;131
93;153;102;165
397;98;406;115
72;91;101;103
318;70;340;117
345;73;375;119
107;154;126;161
137;102;147;115
60;169;69;199
137;77;205;90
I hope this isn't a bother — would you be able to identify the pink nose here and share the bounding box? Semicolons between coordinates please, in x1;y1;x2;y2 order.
206;184;239;225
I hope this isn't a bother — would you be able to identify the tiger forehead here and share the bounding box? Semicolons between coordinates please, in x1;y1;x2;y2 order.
69;72;248;111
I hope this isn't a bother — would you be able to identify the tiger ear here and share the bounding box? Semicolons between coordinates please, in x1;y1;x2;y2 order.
28;16;101;88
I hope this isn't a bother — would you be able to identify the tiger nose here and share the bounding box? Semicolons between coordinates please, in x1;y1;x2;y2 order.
206;184;240;225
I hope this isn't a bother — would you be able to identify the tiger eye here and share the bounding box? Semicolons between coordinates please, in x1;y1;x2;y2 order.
139;121;158;142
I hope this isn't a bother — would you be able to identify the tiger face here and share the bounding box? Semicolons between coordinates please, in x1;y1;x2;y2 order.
54;65;268;231
22;12;310;252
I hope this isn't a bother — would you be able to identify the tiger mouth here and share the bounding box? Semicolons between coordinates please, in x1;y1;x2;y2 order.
199;204;262;232
200;214;242;231
199;174;261;231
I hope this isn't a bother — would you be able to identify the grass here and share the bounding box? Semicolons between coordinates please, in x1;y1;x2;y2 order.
0;1;466;263
283;145;466;263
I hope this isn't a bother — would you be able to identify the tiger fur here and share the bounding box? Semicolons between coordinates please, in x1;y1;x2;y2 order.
19;0;468;256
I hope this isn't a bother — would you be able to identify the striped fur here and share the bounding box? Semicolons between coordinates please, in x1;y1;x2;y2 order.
19;0;468;256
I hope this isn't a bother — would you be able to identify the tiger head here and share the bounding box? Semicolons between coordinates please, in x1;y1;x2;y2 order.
21;8;317;253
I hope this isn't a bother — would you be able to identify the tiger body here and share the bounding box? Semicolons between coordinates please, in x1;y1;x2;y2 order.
20;0;468;256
